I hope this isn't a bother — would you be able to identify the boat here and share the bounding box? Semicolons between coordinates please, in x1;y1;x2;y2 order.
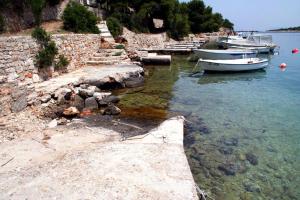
229;46;271;53
198;58;269;72
193;49;257;60
219;34;277;53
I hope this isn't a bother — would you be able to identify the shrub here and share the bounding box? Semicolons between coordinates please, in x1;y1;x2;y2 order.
0;15;5;33
32;27;50;46
36;41;58;68
107;17;123;38
29;0;46;26
115;44;125;49
55;55;69;70
62;1;100;33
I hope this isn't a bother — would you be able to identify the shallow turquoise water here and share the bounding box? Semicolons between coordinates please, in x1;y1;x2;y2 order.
118;33;300;199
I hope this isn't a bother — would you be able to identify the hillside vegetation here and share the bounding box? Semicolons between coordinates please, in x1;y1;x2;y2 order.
270;26;300;32
100;0;234;39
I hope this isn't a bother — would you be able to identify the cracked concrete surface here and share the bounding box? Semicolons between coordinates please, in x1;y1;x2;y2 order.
0;117;198;200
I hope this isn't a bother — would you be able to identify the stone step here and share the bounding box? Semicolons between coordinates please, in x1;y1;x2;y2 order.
86;60;121;65
90;56;128;61
96;50;125;55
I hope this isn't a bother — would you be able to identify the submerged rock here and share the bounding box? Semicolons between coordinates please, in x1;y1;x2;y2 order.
97;95;120;107
218;163;238;176
243;181;261;193
103;105;121;115
222;137;239;146
246;153;258;165
124;76;144;88
218;146;234;155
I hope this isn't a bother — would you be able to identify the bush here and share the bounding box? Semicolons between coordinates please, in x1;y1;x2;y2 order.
62;1;100;33
107;17;123;38
55;55;69;70
32;27;50;46
36;41;58;68
29;0;46;26
168;13;190;40
115;44;125;49
0;15;5;33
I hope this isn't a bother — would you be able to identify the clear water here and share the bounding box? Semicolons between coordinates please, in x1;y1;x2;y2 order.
117;33;300;200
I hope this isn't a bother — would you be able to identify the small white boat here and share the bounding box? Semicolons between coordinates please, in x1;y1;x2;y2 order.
198;58;269;72
193;49;257;60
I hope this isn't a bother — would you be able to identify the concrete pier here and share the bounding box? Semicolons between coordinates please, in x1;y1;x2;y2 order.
0;117;198;199
141;53;172;65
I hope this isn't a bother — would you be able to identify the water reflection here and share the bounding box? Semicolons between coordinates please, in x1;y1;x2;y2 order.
197;70;267;85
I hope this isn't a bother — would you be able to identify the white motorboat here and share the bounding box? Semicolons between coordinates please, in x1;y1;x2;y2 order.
219;34;277;53
193;49;257;60
229;46;271;53
198;58;269;72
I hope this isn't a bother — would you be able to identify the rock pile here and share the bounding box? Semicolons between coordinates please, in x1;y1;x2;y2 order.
38;83;123;118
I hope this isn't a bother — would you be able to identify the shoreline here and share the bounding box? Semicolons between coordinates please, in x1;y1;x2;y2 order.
0;31;200;198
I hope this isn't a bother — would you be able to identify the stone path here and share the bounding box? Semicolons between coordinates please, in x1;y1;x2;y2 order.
0;117;198;200
97;21;114;42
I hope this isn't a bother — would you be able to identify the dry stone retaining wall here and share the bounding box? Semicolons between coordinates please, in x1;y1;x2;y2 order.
0;34;101;85
0;34;101;117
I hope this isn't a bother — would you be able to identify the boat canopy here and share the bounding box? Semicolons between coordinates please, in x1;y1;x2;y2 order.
247;35;273;45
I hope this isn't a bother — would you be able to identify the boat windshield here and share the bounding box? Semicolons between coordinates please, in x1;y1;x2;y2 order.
247;35;273;45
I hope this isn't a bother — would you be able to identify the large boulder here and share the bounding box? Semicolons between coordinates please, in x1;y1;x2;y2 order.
54;88;72;104
78;88;94;99
71;95;85;110
85;97;98;109
63;107;80;117
124;76;144;88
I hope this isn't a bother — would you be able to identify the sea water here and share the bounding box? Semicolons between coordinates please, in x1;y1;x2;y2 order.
116;33;300;200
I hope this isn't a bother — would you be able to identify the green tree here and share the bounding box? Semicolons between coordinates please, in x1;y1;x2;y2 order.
223;18;234;30
62;1;100;33
169;13;190;40
29;0;46;26
106;17;123;37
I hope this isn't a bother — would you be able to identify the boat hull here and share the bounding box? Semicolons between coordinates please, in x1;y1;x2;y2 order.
193;49;257;60
199;59;269;72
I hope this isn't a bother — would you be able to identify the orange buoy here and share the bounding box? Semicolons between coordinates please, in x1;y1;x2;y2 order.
292;48;299;54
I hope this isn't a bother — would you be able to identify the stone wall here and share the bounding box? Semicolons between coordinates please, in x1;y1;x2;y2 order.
0;34;101;85
0;33;101;117
122;28;169;51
